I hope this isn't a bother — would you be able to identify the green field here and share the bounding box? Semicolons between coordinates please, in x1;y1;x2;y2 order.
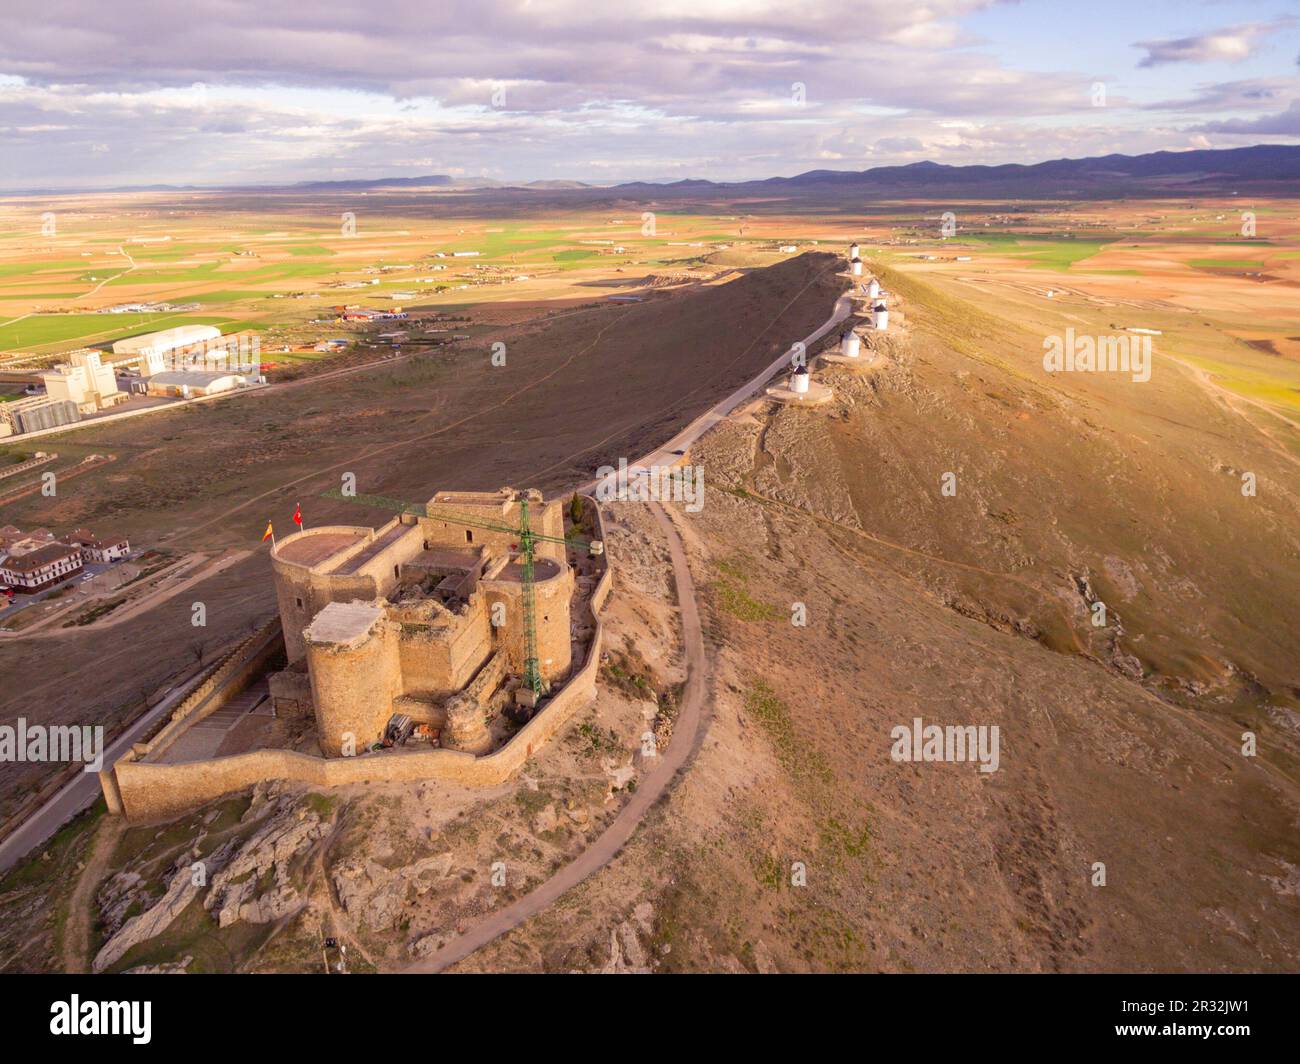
962;233;1113;269
0;313;261;352
1190;259;1266;269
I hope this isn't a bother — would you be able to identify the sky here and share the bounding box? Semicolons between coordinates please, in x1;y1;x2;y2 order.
0;0;1297;190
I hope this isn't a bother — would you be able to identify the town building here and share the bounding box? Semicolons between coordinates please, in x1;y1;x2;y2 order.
63;528;131;563
0;396;81;436
0;525;131;594
0;542;83;592
111;325;222;374
0;525;56;556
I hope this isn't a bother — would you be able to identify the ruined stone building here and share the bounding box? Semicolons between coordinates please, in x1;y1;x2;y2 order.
269;488;578;757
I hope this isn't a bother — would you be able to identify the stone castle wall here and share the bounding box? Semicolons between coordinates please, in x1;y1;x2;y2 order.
394;598;494;699
103;495;612;822
480;564;574;683
272;525;375;662
306;614;404;756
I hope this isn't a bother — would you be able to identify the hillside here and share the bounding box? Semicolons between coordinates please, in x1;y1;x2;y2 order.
453;261;1300;972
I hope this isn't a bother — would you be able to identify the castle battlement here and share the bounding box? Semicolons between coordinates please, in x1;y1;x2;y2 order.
270;488;578;757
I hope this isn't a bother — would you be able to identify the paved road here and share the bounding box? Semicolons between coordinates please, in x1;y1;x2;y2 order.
0;682;187;874
401;500;706;973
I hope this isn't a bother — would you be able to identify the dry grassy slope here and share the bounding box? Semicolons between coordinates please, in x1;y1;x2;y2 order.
675;455;1298;972
708;264;1300;969
807;262;1299;705
0;251;845;549
461;268;1300;973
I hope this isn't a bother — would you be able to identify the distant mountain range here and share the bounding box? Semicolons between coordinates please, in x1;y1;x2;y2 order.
278;144;1300;200
290;175;593;192
8;144;1300;199
610;144;1300;199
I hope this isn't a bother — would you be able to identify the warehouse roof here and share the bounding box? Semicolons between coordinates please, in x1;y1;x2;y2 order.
111;324;221;356
147;371;246;388
1;542;80;571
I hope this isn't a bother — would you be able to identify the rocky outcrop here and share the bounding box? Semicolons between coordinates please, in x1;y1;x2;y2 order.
204;803;327;928
332;852;455;933
124;956;193;974
592;902;657;974
93;792;327;971
94;867;205;973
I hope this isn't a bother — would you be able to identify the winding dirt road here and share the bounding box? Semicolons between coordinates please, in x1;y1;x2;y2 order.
400;501;706;973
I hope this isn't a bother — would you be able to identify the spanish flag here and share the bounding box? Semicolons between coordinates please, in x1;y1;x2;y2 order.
261;521;274;543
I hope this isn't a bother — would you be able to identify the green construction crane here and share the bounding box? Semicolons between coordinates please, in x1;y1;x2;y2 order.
322;488;592;701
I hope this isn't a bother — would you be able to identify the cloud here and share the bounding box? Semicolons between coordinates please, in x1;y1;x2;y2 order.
1192;98;1300;136
0;2;1295;189
1144;77;1300;113
1134;20;1290;68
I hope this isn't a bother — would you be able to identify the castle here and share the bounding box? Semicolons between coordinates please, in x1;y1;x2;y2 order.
268;488;585;758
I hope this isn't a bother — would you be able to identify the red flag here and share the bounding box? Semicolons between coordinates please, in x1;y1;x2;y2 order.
293;503;303;528
261;521;273;542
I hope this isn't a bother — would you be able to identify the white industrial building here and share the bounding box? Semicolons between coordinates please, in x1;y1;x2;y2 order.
41;349;123;413
145;370;248;398
112;325;222;376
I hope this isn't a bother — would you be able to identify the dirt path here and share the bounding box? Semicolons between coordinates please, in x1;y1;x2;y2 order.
60;814;124;973
0;552;220;639
83;245;137;298
1162;350;1300;472
0;454;116;507
397;499;708;973
312;832;379;974
75;550;252;632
